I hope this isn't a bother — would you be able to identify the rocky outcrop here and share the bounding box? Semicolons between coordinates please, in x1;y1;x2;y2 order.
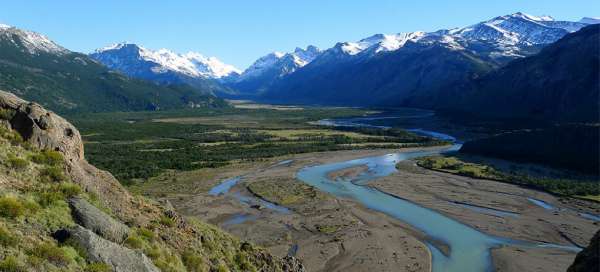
0;90;306;272
0;90;145;225
68;197;129;243
60;225;159;272
281;256;306;272
568;230;599;272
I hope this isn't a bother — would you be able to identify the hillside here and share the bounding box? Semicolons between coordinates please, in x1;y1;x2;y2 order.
452;24;600;123
0;25;228;114
0;90;302;271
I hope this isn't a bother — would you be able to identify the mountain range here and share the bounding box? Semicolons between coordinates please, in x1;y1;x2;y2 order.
253;13;595;111
0;24;227;113
90;43;240;95
0;12;597;122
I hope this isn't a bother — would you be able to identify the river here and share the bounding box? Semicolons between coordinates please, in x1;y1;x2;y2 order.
296;113;579;272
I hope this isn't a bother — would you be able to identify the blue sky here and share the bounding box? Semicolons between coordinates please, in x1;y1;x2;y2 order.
1;1;597;69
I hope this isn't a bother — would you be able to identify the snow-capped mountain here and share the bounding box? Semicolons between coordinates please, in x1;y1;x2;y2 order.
314;12;590;63
238;45;321;81
91;43;240;79
0;24;226;113
229;45;321;95
436;12;590;58
255;12;598;108
0;23;68;55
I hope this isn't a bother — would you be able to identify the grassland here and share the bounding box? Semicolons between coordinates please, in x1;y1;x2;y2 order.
415;156;600;199
69;107;446;185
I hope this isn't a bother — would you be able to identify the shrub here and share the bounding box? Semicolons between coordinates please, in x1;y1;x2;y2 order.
0;129;23;146
159;216;175;227
0;108;15;120
7;156;28;170
85;262;111;272
31;150;63;166
124;235;144;249
138;227;155;241
58;183;82;198
29;242;71;267
37;191;64;208
182;251;204;272
40;166;66;183
0;196;25;219
143;246;161;259
0;255;26;272
0;225;17;247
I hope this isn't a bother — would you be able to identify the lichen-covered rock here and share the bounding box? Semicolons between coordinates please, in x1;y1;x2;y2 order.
68;197;129;243
0;91;83;160
568;230;599;272
64;225;159;272
281;256;306;272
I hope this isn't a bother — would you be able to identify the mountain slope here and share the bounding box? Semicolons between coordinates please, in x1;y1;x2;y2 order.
253;13;592;108
0;90;303;271
454;24;600;123
90;43;239;96
228;46;321;96
265;40;496;107
0;25;227;114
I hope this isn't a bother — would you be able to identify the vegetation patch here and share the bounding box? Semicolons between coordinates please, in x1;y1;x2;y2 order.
416;156;600;198
247;177;327;206
71;108;444;185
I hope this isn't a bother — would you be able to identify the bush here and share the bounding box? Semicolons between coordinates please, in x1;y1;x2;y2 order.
0;225;17;247
37;191;64;208
29;242;71;267
0;196;25;219
159;216;175;227
31;150;63;166
182;251;204;272
138;227;155;241
0;128;23;146
40;166;66;183
7;156;28;170
0;255;26;272
58;183;82;198
0;108;15;120
124;235;144;249
85;262;111;272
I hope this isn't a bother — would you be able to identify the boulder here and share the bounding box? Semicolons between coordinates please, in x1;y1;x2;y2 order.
63;225;159;272
68;197;129;243
568;230;599;272
281;256;305;272
0;90;145;225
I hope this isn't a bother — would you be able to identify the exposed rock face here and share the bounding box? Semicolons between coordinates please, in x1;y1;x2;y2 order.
0;91;83;160
0;90;143;224
69;197;130;243
281;256;306;272
568;230;599;272
64;225;159;272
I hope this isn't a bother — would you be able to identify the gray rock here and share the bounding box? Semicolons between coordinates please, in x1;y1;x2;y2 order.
281;256;305;272
66;225;159;272
69;197;129;243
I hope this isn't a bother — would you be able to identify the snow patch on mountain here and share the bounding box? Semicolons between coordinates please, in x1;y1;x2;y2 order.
238;46;321;80
0;24;68;55
92;43;240;79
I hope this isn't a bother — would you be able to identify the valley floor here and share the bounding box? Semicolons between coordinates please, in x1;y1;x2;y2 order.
133;147;599;272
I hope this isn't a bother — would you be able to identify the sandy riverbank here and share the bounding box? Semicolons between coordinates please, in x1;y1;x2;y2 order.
147;146;597;272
